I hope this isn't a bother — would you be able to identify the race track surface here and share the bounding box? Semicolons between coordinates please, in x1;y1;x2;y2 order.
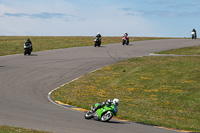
0;39;199;133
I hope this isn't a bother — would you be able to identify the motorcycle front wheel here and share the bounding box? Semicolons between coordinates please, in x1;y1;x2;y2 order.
98;42;101;47
84;111;93;119
24;49;28;55
122;41;125;45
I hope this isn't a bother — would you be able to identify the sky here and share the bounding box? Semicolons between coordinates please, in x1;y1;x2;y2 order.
0;0;200;37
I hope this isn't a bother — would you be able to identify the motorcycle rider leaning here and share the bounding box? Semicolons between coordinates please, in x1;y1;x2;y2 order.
25;38;33;51
91;98;119;112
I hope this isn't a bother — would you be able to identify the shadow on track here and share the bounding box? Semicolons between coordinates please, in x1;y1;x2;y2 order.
24;54;38;56
84;119;127;125
96;45;106;48
30;54;38;56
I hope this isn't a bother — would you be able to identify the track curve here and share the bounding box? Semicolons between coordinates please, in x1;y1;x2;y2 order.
0;39;199;133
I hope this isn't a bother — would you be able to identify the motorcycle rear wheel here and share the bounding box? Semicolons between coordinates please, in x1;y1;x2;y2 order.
100;111;113;122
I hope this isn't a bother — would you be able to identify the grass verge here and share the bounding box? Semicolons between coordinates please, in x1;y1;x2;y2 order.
157;45;200;55
0;36;173;56
51;52;200;131
0;125;50;133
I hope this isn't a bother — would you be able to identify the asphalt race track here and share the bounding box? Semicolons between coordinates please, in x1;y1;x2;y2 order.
0;39;199;133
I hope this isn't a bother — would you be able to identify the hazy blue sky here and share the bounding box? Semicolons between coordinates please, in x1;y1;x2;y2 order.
0;0;200;37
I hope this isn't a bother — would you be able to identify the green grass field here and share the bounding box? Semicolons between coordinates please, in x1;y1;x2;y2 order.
0;36;172;56
52;47;200;132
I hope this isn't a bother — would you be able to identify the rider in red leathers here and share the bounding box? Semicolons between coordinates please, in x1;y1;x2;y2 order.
122;32;129;45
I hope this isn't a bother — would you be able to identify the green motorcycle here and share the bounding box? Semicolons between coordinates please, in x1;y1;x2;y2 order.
84;103;118;122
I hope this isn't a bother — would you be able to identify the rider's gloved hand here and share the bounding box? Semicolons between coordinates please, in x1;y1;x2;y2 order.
108;99;112;103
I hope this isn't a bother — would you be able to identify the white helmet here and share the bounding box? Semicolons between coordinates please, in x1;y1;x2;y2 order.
97;32;100;35
113;98;119;106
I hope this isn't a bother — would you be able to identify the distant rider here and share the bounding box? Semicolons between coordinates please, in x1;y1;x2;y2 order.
91;98;119;112
94;32;101;45
192;28;196;34
96;32;101;38
124;32;128;37
191;28;197;39
123;32;129;43
25;38;33;51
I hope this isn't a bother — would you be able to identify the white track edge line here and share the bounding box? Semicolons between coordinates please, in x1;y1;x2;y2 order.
47;67;102;112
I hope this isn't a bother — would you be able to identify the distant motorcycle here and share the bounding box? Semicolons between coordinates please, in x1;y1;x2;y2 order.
122;36;129;45
24;43;32;55
94;37;101;47
191;32;197;39
84;103;118;122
